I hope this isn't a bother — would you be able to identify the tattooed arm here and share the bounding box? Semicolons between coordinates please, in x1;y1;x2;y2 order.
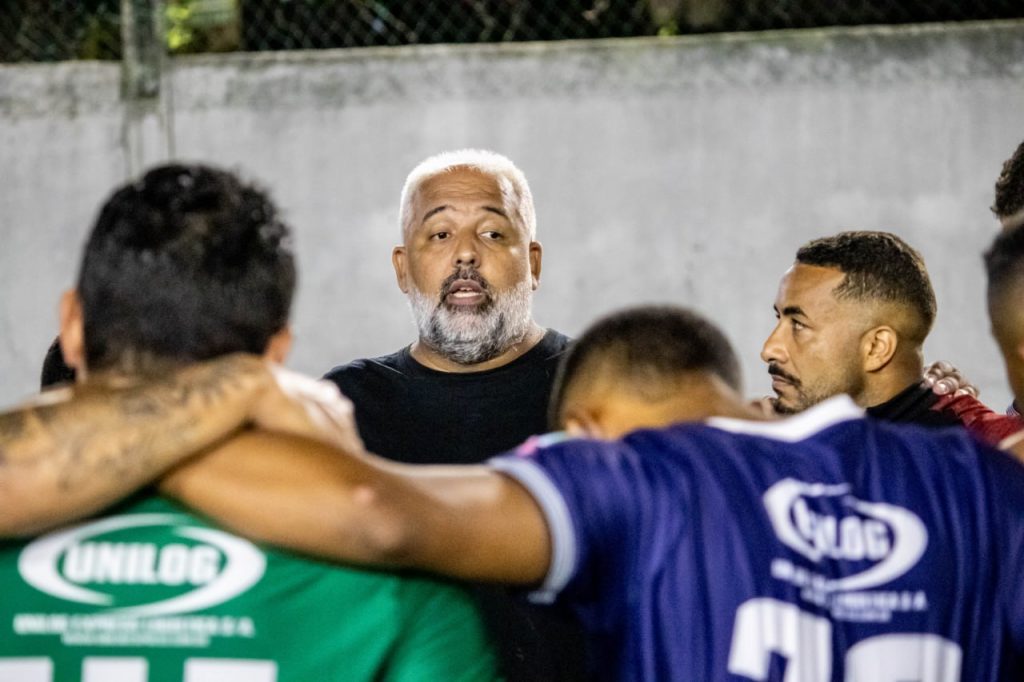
0;355;361;537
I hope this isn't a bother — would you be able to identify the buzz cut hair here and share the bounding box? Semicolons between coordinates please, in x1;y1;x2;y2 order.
398;149;536;241
993;139;1024;230
548;305;742;429
795;231;936;343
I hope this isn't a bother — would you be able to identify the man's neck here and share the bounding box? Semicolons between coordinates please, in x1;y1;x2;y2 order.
409;323;546;374
81;365;184;392
856;358;924;409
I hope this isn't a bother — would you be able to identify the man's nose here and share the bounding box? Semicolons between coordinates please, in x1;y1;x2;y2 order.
761;324;788;365
453;234;479;268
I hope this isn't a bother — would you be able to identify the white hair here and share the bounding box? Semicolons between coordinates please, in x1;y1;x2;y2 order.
399;149;537;241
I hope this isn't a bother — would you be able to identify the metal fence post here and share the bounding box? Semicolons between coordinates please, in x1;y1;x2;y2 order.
120;0;173;176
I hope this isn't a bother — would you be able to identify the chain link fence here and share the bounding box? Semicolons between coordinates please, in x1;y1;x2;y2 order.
2;0;1022;63
0;1;122;62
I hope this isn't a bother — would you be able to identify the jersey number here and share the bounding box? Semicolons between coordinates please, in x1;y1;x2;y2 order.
0;657;275;682
727;598;962;681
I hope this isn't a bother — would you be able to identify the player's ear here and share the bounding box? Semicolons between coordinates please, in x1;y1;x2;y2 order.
564;410;605;439
528;241;542;291
59;289;86;374
264;326;294;364
392;245;410;294
862;326;898;373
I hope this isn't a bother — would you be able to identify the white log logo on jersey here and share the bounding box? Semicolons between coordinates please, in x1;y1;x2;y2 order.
17;514;266;617
764;479;928;592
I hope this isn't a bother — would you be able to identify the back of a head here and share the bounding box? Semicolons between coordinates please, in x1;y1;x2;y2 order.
994;140;1024;231
549;305;742;429
796;231;936;345
398;149;536;241
77;163;296;371
985;225;1024;335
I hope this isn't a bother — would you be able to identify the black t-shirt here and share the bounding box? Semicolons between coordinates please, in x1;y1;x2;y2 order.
324;329;572;464
866;380;962;427
324;329;588;681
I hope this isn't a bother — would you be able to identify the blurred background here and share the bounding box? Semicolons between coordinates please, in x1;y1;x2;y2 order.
1;1;1023;408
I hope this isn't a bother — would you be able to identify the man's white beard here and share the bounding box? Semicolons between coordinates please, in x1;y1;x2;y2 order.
408;279;533;365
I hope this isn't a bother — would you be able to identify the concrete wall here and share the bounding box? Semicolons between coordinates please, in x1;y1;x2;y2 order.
2;20;1023;409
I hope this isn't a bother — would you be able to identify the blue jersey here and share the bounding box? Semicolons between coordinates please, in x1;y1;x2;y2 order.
490;396;1024;681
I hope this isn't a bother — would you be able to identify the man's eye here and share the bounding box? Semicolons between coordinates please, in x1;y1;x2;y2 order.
430;231;449;240
481;231;503;240
792;319;807;331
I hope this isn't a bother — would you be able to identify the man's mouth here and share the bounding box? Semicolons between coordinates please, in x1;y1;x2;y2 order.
441;272;490;308
767;365;800;392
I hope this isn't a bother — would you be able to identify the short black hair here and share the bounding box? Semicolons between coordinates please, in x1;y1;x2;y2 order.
77;163;296;371
548;305;741;429
795;231;936;342
40;336;76;389
984;224;1024;310
993;139;1024;227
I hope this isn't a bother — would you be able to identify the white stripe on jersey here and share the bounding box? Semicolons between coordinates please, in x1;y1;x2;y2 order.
707;395;864;442
490;457;577;603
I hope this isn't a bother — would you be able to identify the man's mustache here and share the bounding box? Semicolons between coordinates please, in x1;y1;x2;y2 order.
767;363;800;387
439;268;491;301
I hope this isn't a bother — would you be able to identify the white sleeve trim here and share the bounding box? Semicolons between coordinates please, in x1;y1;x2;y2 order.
489;457;577;604
707;395;864;442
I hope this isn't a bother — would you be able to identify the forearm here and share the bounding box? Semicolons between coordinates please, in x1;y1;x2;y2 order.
0;355;268;536
395;465;552;582
161;432;551;585
161;432;431;565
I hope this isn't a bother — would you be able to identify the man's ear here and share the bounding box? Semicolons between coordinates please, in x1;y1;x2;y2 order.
861;326;899;373
264;326;294;364
392;245;410;294
563;409;605;440
528;240;543;291
58;289;86;374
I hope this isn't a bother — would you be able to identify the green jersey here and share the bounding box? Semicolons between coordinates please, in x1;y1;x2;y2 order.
0;495;498;682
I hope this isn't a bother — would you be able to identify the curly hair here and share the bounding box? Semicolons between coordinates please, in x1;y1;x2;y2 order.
77;163;296;370
993;139;1024;229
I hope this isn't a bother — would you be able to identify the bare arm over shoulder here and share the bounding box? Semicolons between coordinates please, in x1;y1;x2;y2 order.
0;356;362;537
161;432;552;586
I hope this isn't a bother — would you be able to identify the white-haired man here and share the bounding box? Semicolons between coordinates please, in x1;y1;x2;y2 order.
325;149;568;464
323;150;585;680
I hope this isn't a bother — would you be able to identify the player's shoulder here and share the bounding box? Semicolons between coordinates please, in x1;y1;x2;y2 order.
491;431;624;488
504;398;868;473
704;395;867;444
699;396;985;458
965;433;1024;509
541;328;573;354
833;405;1024;511
867;409;1014;470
